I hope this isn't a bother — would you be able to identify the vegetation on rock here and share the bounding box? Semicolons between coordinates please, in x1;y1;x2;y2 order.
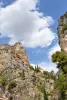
52;51;67;100
29;65;34;70
8;80;17;90
62;24;67;34
42;86;48;100
34;65;40;72
0;76;7;86
0;43;56;100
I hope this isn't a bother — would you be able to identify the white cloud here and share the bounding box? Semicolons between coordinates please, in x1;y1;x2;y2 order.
31;62;58;73
31;43;61;72
39;62;58;73
48;43;61;59
32;43;60;73
0;0;55;48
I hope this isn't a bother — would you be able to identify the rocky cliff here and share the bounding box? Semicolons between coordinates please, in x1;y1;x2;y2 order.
0;42;29;70
0;43;55;100
1;12;67;100
58;12;67;53
57;12;67;100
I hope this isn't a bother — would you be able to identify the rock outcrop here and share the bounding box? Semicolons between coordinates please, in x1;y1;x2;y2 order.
0;43;55;100
58;12;67;53
0;42;29;72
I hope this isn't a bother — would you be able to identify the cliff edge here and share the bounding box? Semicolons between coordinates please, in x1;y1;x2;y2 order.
58;12;67;53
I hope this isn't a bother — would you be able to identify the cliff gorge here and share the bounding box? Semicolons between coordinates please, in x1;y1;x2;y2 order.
1;12;67;100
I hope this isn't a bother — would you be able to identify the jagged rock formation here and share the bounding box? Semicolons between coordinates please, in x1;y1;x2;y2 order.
58;12;67;53
0;42;29;72
0;43;55;100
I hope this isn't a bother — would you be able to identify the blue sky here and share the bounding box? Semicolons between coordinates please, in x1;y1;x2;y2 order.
0;0;67;72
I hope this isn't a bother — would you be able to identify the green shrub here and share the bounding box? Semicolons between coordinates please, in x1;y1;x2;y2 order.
29;65;34;70
18;69;25;80
8;80;17;90
43;71;49;76
0;76;7;86
52;51;67;73
41;87;48;100
43;71;49;78
49;71;56;80
62;24;67;33
35;65;40;72
52;51;67;99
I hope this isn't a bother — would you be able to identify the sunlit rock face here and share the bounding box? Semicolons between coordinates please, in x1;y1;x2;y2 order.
58;12;67;53
0;43;56;100
0;42;29;72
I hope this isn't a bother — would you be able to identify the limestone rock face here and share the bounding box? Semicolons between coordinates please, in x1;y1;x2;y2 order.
0;42;29;72
58;12;67;53
0;43;55;100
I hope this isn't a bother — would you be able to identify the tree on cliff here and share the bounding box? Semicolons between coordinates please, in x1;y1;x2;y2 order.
52;51;67;100
52;51;67;73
